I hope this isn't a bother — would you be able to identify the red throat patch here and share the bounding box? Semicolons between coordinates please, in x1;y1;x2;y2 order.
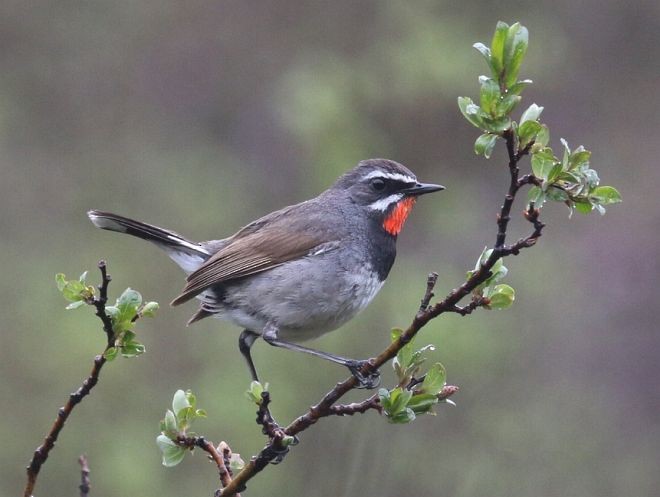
383;197;416;236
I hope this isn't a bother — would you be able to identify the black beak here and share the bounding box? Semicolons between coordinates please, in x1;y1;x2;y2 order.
402;182;445;196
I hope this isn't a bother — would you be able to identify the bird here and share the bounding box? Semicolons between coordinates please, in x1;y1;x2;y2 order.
88;158;444;388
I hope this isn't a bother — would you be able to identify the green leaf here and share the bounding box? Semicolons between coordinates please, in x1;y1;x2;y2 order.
583;168;600;188
229;453;245;472
378;388;392;411
474;133;498;158
507;79;533;95
246;381;266;405
574;200;593;214
518;120;541;147
490;21;509;78
116;288;142;322
503;23;529;88
103;347;118;361
473;43;494;75
176;407;194;429
560;138;571;169
281;435;297;447
65;300;86;310
487;284;515;310
520;103;544;124
528;186;546;208
569;147;591;169
56;273;67;291
388;387;413;416
120;340;145;358
457;96;486;129
475;246;492;268
591;186;622;205
545;187;569;202
407;393;439;415
393;329;413;371
185;390;197;410
479;77;500;115
141;301;159;318
535;125;550;147
531;148;558;181
473;251;508;293
547;162;564;184
172;389;190;417
421;363;447;396
558;171;581;183
104;306;119;321
495;94;521;116
390;407;416;424
61;280;85;302
156;435;186;467
163;409;177;435
481;115;512;133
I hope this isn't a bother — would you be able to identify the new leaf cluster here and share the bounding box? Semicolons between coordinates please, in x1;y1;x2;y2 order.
157;390;208;467
467;248;515;309
458;21;621;216
379;329;452;424
55;272;158;359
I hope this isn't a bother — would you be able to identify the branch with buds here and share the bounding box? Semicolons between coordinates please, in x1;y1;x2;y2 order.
22;20;620;497
23;262;159;497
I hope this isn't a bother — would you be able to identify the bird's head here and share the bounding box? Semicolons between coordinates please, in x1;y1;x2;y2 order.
333;159;445;236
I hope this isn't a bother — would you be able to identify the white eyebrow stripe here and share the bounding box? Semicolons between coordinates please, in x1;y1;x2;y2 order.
362;171;417;183
368;193;404;212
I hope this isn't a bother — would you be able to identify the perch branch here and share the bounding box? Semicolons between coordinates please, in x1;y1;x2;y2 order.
218;130;543;497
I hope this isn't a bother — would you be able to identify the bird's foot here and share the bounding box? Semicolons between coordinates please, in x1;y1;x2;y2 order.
346;360;381;389
266;435;299;465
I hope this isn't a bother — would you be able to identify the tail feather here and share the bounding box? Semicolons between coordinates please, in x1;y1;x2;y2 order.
87;210;210;272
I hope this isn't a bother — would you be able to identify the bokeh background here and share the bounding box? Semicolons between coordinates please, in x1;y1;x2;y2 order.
2;1;658;496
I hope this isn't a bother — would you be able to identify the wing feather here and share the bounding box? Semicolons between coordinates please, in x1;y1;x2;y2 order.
170;228;328;306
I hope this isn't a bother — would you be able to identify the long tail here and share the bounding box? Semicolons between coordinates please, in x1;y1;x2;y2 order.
87;210;210;273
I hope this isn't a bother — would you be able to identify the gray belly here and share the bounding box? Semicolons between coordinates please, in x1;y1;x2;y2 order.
198;254;384;342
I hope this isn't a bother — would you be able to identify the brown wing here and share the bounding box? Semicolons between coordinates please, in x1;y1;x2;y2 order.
170;227;328;306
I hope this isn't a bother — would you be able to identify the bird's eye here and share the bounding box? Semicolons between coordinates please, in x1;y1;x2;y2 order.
371;178;386;191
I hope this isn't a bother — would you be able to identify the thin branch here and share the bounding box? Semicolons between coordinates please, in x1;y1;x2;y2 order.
418;272;439;314
24;263;114;497
197;439;235;493
78;455;90;497
328;394;381;416
92;261;114;347
218;442;236;479
328;384;459;416
176;437;239;496
447;295;487;316
256;391;283;440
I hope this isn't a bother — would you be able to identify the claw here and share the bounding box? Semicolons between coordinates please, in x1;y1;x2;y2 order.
346;360;381;389
270;447;289;465
265;442;291;465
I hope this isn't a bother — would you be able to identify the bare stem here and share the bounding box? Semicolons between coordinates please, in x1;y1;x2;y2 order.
78;455;90;497
175;437;239;496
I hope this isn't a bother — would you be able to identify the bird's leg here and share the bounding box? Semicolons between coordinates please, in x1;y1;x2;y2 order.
262;323;380;389
239;329;261;382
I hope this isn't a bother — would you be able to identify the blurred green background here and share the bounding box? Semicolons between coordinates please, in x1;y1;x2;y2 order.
2;1;657;496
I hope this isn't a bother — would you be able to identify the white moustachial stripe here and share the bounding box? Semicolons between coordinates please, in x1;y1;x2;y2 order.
368;193;404;211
